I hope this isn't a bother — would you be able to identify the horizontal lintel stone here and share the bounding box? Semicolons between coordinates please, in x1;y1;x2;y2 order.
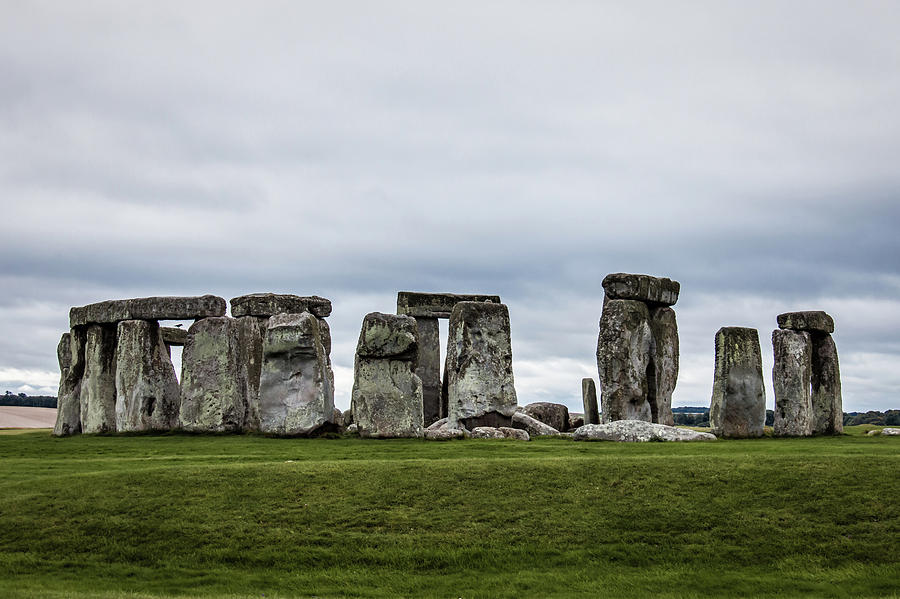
70;295;226;328
777;311;834;334
602;273;680;306
230;293;332;318
396;291;501;318
160;326;188;346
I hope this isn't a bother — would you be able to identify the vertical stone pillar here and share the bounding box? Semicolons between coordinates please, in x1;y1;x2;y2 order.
445;302;517;430
709;327;766;438
413;317;441;426
80;324;118;433
351;312;424;438
258;313;334;435
648;307;678;426
772;329;813;437
179;316;262;433
114;320;181;432
581;378;599;424
53;329;85;436
811;333;843;435
597;299;652;423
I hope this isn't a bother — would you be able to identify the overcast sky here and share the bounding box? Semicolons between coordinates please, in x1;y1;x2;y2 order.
2;1;898;413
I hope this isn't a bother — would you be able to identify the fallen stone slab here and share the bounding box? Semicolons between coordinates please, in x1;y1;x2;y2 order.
471;426;530;441
160;326;188;346
880;428;900;436
522;402;569;432
424;428;468;440
397;291;501;319
602;273;680;306
573;420;717;442
230;293;332;318
512;411;561;436
776;311;835;334
70;295;226;327
569;414;584;430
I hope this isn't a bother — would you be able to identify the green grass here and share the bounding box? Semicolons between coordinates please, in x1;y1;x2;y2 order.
1;427;898;598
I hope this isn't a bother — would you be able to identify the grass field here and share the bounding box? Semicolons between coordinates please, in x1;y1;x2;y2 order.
1;427;898;598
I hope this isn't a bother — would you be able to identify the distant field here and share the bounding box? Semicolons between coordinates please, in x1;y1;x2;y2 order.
0;406;57;429
0;428;898;598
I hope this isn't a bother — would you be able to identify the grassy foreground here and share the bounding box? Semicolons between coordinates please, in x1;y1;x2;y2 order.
0;427;898;598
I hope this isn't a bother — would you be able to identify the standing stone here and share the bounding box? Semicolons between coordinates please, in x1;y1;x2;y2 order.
80;324;118;434
445;302;517;430
179;316;262;433
772;329;813;437
597;299;652;423
811;333;843;435
53;330;85;436
351;313;424;438
413;317;442;427
709;327;766;438
114;320;181;432
258;313;334;435
582;378;599;424
648;307;678;426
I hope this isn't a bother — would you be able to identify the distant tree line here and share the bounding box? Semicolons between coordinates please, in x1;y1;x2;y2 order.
843;410;900;426
1;391;57;408
672;406;900;427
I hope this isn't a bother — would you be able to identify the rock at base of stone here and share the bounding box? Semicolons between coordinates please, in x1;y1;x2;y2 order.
512;411;560;436
569;415;584;430
115;320;181;432
573;421;717;442
582;378;599;425
471;427;530;441
258;313;334;436
648;307;678;426
53;330;85;436
709;327;766;438
80;324;118;434
179;316;262;433
602;273;680;306
424;428;468;440
425;417;449;431
346;423;359;434
522;402;569;432
811;333;843;435
445;302;517;427
777;311;834;334
772;329;813;437
597;299;652;423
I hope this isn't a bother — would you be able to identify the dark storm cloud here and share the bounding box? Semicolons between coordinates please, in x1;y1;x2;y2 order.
1;1;898;409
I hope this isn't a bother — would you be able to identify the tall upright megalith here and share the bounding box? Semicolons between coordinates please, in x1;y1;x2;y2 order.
582;378;599;425
597;273;679;425
773;311;842;436
80;324;119;433
115;319;181;432
351;312;424;438
179;316;262;433
258;313;334;435
53;330;85;436
445;301;517;430
709;327;766;438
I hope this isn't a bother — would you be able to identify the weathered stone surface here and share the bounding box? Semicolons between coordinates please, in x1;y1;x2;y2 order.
342;408;353;426
258;313;334;436
648;307;678;426
880;427;900;436
80;324;118;433
179;316;262;433
332;407;344;427
772;329;813;437
160;326;188;346
471;426;530;441
512;411;561;436
569;414;584;430
811;333;843;435
522;402;569;432
582;378;599;424
445;302;517;430
53;330;85;436
777;311;834;334
70;295;226;328
230;293;332;318
597;299;652;423
114;320;180;432
602;273;680;306
352;312;424;438
424;428;468;440
413;317;442;426
397;292;501;319
356;312;418;359
709;327;766;438
425;416;449;431
573;420;717;442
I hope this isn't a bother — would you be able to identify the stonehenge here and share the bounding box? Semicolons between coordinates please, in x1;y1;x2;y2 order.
597;273;679;425
709;327;766;438
773;311;843;436
115;320;180;432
